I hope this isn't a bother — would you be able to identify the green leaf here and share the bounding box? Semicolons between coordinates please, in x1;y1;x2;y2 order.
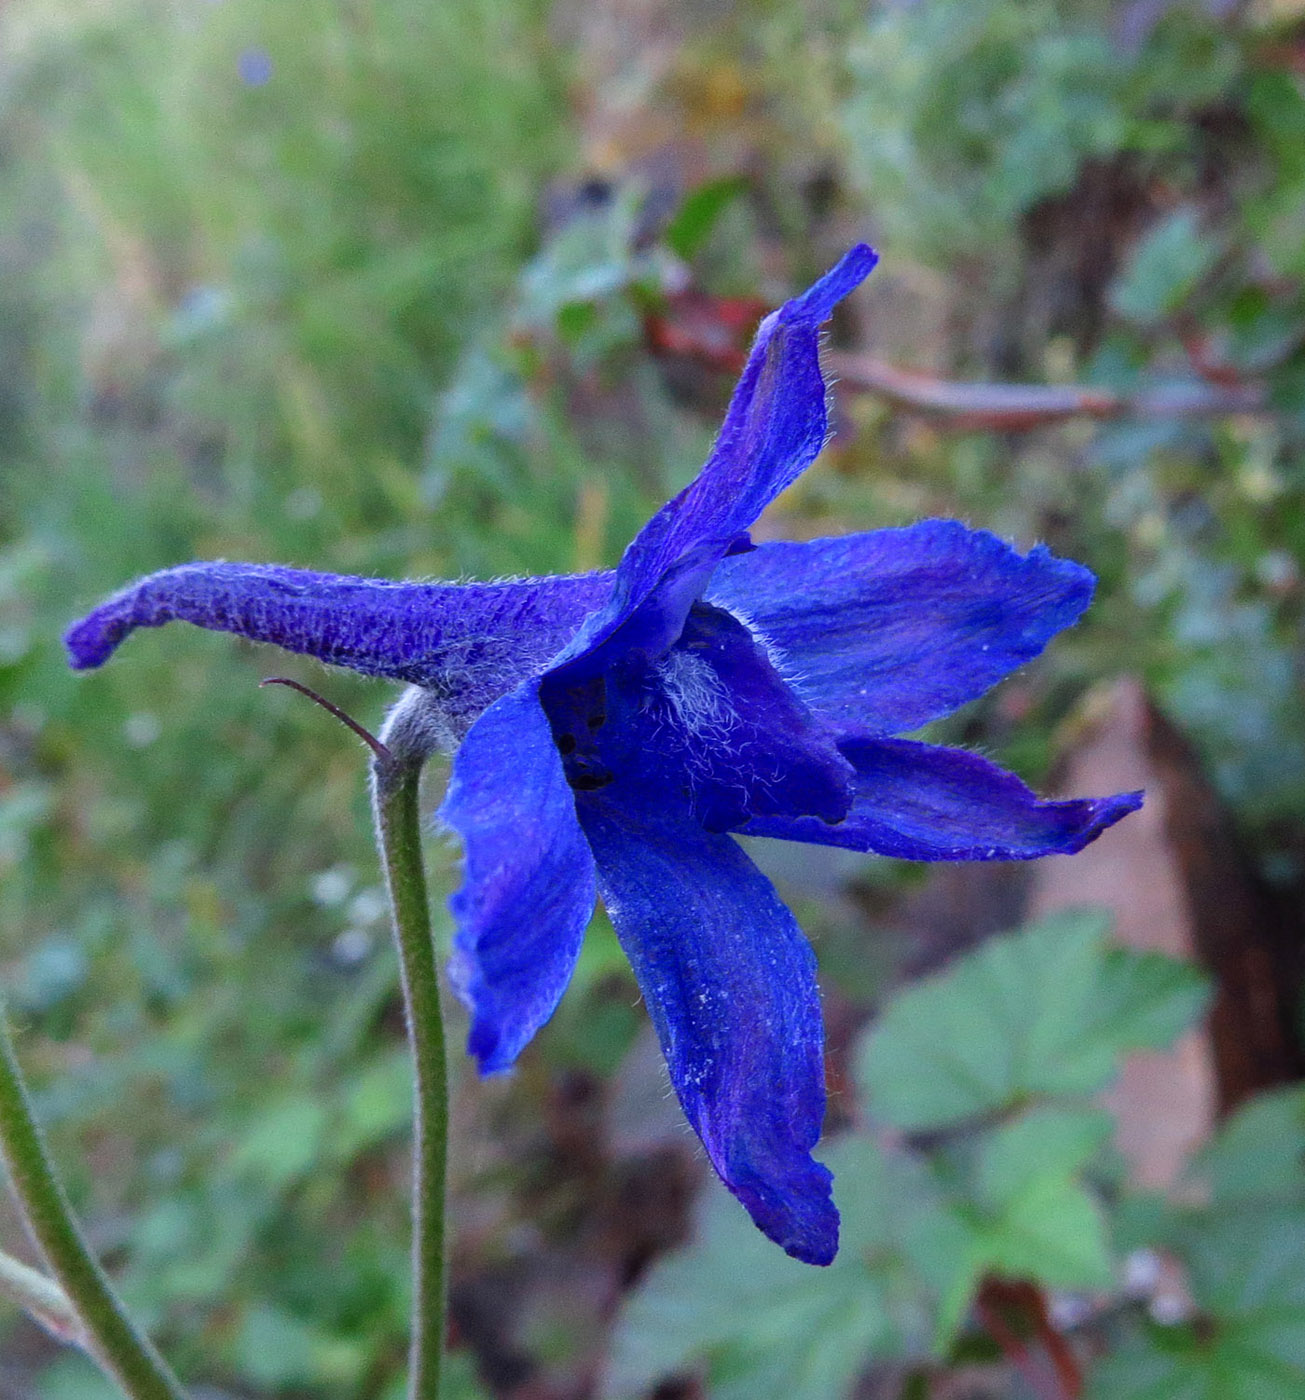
334;1050;414;1159
1089;1331;1260;1400
1113;1188;1187;1256
664;176;751;260
380;1353;491;1400
1183;1205;1305;1319
1110;208;1221;325
1095;947;1211;1052
1087;1203;1305;1398
234;1303;369;1388
440;1351;495;1400
602;1138;947;1400
976;1106;1113;1208
857;911;1208;1131
976;1172;1112;1291
1189;1086;1305;1207
226;1093;330;1190
931;1108;1116;1331
36;1356;123;1400
1092;1085;1305;1397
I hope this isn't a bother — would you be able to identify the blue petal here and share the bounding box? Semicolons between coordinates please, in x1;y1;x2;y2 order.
439;682;597;1072
743;736;1143;860
543;603;853;832
578;790;838;1265
708;521;1094;736
66;561;608;726
550;245;878;685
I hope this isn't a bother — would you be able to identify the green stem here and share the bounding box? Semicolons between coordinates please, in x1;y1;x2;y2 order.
0;1008;188;1400
372;704;449;1400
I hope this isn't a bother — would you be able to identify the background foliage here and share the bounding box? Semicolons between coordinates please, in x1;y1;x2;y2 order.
2;0;1304;1396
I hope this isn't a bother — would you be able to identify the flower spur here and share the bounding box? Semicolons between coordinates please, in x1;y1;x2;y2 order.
65;245;1140;1265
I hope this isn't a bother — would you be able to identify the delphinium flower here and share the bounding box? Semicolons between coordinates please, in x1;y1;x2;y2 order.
65;245;1140;1266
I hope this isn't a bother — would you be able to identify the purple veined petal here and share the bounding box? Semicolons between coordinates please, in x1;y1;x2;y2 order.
66;561;609;728
544;602;854;832
577;789;838;1265
439;681;597;1073
549;244;878;686
742;735;1143;860
708;521;1095;737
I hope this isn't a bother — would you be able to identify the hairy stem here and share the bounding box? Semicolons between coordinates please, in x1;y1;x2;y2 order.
0;1007;188;1400
373;694;449;1400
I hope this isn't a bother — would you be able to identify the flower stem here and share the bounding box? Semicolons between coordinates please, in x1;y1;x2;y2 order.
0;1006;188;1400
372;700;449;1400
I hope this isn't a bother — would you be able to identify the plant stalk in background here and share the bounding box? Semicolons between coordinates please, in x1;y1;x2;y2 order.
0;1004;189;1400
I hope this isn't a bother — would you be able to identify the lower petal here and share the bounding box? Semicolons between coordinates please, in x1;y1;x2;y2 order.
439;682;597;1073
743;736;1142;861
578;791;838;1265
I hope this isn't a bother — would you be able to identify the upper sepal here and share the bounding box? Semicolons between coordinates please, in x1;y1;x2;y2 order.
548;245;878;687
709;521;1095;737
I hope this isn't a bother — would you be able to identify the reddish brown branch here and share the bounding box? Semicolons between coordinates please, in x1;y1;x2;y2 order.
1020;1281;1083;1400
642;293;1265;433
976;1278;1080;1400
823;350;1264;432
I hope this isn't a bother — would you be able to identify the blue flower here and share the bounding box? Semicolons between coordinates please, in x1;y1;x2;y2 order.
65;245;1140;1266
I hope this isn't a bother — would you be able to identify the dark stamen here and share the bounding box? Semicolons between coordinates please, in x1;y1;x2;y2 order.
586;713;606;731
260;677;393;764
557;733;577;755
569;771;613;792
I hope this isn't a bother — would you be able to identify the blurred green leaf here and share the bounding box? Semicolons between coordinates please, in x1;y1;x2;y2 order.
1190;1086;1305;1207
857;911;1209;1130
1095;945;1214;1054
603;1138;946;1400
333;1050;413;1160
972;1170;1112;1292
1089;1205;1305;1400
664;176;751;261
227;1094;330;1190
34;1355;122;1400
920;1106;1115;1345
1090;1089;1305;1398
1110;208;1221;326
975;1105;1113;1207
14;935;87;1017
235;1302;369;1388
378;1350;492;1400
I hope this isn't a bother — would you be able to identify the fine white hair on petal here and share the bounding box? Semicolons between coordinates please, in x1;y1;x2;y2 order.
702;596;802;688
653;648;736;736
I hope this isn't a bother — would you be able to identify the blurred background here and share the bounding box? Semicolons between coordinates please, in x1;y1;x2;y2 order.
2;0;1305;1396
